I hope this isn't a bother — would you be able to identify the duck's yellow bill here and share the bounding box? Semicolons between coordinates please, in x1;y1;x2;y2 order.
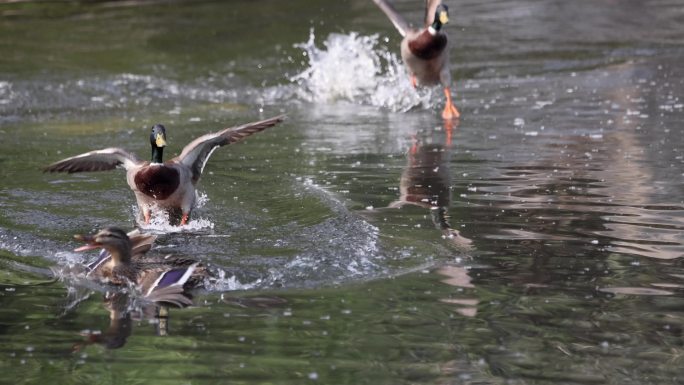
439;11;449;24
155;133;167;147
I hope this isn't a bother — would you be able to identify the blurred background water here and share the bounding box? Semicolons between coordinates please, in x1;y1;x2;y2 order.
1;0;683;384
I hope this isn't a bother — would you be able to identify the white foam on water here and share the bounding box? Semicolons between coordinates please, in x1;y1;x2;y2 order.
131;203;215;234
194;191;210;208
261;177;385;288
206;268;258;292
0;81;15;105
139;215;215;233
290;29;435;112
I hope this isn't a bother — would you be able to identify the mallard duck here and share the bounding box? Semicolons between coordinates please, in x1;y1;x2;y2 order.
74;227;204;306
45;115;286;225
371;0;460;119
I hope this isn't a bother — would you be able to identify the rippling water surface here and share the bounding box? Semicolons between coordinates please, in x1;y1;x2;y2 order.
1;0;684;384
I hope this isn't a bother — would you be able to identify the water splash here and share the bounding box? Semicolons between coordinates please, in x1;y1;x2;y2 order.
139;215;215;234
0;81;15;105
132;202;215;234
207;268;257;292
291;29;435;112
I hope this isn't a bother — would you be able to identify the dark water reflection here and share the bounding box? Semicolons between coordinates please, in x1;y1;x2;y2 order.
1;0;684;384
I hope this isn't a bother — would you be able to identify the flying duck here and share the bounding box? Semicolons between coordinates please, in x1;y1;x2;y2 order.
45;115;285;225
371;0;460;119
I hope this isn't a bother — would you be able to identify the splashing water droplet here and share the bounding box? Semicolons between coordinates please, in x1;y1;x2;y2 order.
291;29;435;112
133;204;215;233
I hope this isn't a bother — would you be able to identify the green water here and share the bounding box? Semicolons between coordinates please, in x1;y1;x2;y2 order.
2;0;684;384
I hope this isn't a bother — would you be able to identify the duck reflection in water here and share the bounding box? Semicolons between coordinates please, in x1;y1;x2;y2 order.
389;120;472;249
72;292;132;351
72;290;179;351
386;119;479;317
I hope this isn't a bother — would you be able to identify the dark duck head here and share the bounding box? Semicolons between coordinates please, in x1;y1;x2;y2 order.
149;124;168;164
429;4;449;33
74;227;133;265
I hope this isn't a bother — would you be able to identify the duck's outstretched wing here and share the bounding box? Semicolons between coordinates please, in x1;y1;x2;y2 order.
424;0;443;27
372;0;409;37
173;115;286;183
44;148;142;173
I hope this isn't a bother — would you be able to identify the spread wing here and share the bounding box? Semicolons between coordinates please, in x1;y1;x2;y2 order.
424;0;442;27
173;114;286;183
44;148;142;173
372;0;410;37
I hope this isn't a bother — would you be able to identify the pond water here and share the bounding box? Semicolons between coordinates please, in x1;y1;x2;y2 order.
1;0;684;383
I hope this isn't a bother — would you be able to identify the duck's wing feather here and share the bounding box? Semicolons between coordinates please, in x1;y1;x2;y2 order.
424;0;442;27
84;230;155;275
172;115;285;183
372;0;409;37
127;229;157;258
144;285;194;307
44;148;142;173
85;249;111;274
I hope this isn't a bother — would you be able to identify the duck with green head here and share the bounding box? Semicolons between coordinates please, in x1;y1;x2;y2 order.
45;115;285;226
371;0;460;119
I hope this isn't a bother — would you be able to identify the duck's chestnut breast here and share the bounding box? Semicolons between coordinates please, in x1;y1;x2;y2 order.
134;165;180;200
408;31;447;60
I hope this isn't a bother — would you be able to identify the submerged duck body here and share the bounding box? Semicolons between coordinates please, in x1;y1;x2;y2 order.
45;115;285;225
372;0;460;119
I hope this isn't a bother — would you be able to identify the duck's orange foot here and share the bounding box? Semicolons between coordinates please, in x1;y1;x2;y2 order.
143;210;151;225
180;213;189;226
410;75;418;88
442;87;460;120
442;103;460;120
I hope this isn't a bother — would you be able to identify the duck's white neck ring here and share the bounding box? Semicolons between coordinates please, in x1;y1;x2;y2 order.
428;26;437;35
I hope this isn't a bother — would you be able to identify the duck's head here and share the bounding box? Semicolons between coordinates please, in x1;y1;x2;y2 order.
149;124;167;163
150;124;168;148
432;4;449;29
74;227;132;263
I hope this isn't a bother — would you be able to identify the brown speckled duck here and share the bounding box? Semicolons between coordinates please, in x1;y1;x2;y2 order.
75;227;204;307
45;115;285;225
371;0;460;119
